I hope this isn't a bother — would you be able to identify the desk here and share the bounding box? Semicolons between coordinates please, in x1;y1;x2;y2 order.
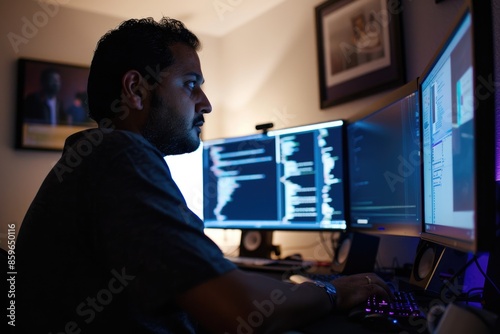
298;313;429;334
242;267;430;334
298;314;392;334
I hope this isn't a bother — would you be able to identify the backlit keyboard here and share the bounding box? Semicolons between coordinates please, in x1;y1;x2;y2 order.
366;291;426;319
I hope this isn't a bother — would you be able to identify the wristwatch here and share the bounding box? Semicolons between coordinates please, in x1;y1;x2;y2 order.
312;280;337;311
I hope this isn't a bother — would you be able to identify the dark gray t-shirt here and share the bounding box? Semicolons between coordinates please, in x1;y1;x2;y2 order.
15;129;236;333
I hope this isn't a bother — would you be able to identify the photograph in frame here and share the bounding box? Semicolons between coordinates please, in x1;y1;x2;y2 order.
15;58;94;151
315;0;405;108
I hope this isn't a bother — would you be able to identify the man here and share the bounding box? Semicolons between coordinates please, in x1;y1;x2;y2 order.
15;18;390;333
23;67;65;125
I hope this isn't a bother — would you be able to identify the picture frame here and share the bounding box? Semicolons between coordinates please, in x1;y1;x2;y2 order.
315;0;405;108
15;58;94;151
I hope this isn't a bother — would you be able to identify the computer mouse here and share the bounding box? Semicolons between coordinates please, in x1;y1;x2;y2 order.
362;314;403;333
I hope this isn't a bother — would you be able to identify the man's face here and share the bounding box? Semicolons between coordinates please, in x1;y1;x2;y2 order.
44;72;61;96
142;43;212;156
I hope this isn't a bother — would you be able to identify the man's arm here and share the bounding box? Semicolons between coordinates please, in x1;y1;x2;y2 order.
178;268;391;334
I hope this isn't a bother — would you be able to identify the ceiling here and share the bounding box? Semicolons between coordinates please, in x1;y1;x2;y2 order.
52;0;287;37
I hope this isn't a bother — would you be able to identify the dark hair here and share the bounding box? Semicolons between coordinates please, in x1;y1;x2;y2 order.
87;17;200;122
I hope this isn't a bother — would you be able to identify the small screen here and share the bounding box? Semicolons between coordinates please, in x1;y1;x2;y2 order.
203;120;348;231
347;81;422;236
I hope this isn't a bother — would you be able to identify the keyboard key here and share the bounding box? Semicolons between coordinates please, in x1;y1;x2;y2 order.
365;291;426;319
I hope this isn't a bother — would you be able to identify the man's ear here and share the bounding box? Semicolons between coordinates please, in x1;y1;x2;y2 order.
122;70;145;110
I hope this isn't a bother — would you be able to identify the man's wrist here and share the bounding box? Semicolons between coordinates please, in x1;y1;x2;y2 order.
311;280;337;312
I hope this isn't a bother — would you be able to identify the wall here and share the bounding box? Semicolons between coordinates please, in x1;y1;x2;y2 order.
0;0;477;267
0;1;117;250
0;0;219;247
203;0;467;265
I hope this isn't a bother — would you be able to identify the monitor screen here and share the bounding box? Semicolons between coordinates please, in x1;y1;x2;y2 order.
164;143;204;219
419;1;496;253
202;120;348;231
347;80;422;236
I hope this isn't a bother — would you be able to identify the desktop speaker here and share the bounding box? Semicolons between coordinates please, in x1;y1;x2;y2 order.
409;240;468;292
330;232;380;274
239;230;275;258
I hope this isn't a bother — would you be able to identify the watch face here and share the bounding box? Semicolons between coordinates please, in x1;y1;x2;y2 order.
316;281;336;293
314;281;337;298
326;284;337;294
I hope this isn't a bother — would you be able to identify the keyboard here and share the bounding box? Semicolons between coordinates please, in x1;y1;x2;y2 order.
287;274;426;322
365;291;426;319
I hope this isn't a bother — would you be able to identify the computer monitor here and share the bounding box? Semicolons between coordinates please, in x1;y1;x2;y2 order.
419;0;496;254
164;143;204;219
202;120;348;232
347;80;422;236
202;133;279;225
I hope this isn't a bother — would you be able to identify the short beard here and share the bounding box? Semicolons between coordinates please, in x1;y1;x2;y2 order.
142;92;200;156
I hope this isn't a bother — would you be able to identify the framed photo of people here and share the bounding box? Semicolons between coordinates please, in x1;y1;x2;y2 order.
315;0;405;108
15;58;94;151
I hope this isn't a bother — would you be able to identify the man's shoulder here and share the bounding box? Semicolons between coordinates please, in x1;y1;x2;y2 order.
64;128;157;153
55;128;165;179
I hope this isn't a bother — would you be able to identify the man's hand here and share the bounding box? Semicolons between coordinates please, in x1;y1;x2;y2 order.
331;273;393;311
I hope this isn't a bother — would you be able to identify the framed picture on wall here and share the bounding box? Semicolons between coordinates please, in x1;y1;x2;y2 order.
15;58;95;151
315;0;405;108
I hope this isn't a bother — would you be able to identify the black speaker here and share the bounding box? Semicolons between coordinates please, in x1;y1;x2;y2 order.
239;230;275;258
410;240;468;292
330;232;380;274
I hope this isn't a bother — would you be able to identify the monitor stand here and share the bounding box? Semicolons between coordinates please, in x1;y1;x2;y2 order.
239;230;279;259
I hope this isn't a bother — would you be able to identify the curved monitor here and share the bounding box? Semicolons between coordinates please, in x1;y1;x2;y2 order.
419;0;496;253
202;120;348;231
347;80;422;236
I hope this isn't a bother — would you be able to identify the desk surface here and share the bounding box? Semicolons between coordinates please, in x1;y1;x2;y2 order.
242;266;430;334
297;313;429;334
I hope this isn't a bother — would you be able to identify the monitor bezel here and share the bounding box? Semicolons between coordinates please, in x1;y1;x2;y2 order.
202;120;350;232
418;0;496;253
346;79;423;237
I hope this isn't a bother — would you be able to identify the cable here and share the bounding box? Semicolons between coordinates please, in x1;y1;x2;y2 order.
442;253;477;286
474;256;500;295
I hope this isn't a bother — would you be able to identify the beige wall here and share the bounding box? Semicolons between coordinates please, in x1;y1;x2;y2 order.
204;0;386;140
0;1;117;247
0;0;369;261
1;0;471;265
0;0;218;243
202;0;391;262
